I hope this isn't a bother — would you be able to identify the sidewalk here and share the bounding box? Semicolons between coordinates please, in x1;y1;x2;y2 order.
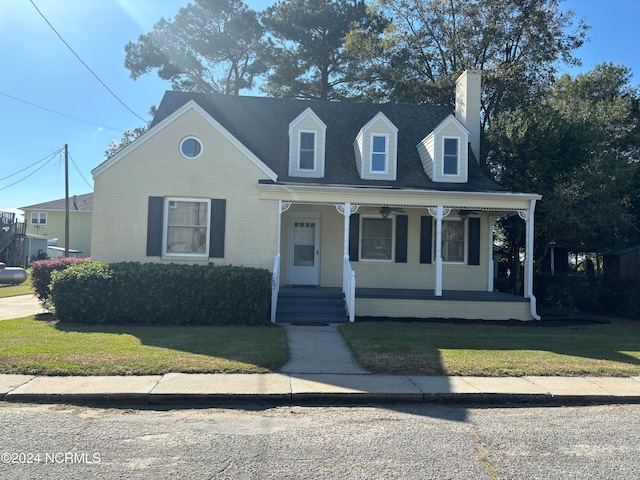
2;373;640;407
1;295;640;407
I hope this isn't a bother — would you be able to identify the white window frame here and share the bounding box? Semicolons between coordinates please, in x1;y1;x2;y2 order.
298;130;316;171
440;218;466;264
359;215;395;262
162;197;210;257
369;133;389;174
442;137;460;176
179;136;203;160
30;212;47;225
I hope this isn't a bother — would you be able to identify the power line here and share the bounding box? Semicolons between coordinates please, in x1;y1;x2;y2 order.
0;147;64;182
0;148;63;191
28;0;147;123
68;152;94;191
0;91;125;132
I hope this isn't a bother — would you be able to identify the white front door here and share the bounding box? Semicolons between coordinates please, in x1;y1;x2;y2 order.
288;214;321;285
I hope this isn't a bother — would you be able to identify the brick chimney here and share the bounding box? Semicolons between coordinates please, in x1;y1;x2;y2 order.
455;70;482;163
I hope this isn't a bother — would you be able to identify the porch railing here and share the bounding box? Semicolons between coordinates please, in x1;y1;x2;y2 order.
343;255;356;322
270;254;280;323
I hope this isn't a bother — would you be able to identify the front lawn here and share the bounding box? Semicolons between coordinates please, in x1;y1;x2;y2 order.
340;320;640;377
0;317;288;375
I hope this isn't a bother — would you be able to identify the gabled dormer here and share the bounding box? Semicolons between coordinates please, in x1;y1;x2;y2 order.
288;108;326;178
353;112;398;181
417;115;469;183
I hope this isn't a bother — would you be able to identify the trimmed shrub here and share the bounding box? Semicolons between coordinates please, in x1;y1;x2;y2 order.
50;262;271;325
30;257;91;307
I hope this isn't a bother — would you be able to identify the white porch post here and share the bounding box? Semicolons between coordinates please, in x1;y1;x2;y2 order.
488;216;495;292
519;200;540;320
342;202;351;261
336;202;359;322
429;206;451;297
271;201;291;323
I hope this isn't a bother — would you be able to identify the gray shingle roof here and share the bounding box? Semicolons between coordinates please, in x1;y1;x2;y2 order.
21;193;93;211
152;91;505;193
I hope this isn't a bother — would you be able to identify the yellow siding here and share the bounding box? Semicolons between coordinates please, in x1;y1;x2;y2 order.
92;108;278;268
356;298;533;321
24;210;92;256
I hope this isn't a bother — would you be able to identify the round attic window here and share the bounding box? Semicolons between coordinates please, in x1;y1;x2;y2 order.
180;137;202;159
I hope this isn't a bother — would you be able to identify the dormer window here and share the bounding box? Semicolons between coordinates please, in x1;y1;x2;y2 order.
289;108;326;178
299;131;316;170
354;112;398;180
443;138;459;175
371;135;388;173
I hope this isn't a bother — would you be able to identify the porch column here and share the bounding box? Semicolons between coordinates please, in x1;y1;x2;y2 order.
271;200;291;323
488;216;495;292
518;200;540;320
429;206;451;296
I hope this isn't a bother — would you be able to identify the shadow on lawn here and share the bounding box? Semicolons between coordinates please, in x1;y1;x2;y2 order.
52;321;287;371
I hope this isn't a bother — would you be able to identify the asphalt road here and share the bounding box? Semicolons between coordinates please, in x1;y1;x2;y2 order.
0;402;638;479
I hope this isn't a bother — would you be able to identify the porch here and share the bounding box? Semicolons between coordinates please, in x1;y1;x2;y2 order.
275;286;531;323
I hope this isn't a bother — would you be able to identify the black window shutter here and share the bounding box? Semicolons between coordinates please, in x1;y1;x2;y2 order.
146;196;164;256
209;199;226;258
468;217;481;266
348;214;360;261
395;215;408;263
419;216;433;264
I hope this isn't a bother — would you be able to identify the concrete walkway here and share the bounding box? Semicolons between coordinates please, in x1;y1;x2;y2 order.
0;294;43;321
279;323;369;374
1;295;640;406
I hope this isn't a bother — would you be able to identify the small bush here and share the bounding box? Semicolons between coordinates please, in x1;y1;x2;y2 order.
50;262;271;325
30;257;91;307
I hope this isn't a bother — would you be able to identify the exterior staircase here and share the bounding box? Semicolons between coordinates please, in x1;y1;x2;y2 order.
276;287;347;323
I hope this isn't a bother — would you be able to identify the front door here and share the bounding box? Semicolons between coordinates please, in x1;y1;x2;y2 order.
288;214;321;285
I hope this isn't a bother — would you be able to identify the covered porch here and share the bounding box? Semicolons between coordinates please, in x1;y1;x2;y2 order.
261;184;541;322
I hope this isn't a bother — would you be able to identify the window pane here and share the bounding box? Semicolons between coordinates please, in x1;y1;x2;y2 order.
300;132;315;150
299;150;314;170
166;201;208;255
181;138;202;158
444;138;458;155
442;221;464;262
372;135;386;153
444;156;458;175
372;153;386;172
361;218;392;260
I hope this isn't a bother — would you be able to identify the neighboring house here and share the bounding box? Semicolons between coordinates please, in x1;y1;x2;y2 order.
91;70;541;322
21;193;93;259
604;244;640;282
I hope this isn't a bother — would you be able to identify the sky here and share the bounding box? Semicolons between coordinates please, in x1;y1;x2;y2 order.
1;0;639;215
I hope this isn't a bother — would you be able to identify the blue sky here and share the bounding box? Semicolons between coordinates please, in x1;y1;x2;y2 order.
1;0;639;213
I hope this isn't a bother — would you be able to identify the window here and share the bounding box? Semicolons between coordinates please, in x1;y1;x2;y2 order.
30;212;47;225
299;131;315;170
180;137;202;159
361;217;393;261
371;135;387;173
442;220;465;262
443;138;459;175
164;199;209;256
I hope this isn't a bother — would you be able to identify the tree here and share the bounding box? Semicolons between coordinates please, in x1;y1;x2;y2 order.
365;0;587;127
124;0;264;95
486;64;640;272
104;108;155;160
258;0;387;100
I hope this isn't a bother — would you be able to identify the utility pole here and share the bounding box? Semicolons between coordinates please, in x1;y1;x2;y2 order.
64;144;70;257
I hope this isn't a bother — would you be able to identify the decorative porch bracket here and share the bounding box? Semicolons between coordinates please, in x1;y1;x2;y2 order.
336;202;359;322
428;206;451;296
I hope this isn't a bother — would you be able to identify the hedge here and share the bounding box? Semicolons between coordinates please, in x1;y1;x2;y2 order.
30;257;91;307
50;262;272;325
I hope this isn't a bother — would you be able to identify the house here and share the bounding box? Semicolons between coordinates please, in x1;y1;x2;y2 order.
21;193;93;259
91;70;541;322
604;244;640;283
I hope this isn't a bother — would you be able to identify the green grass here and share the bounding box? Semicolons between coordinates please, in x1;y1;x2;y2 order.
0;316;288;375
340;320;640;377
0;272;32;298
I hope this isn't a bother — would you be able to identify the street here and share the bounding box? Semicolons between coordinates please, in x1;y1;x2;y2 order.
0;402;638;479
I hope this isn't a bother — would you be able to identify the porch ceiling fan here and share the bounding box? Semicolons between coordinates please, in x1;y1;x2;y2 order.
379;206;405;219
457;209;479;221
